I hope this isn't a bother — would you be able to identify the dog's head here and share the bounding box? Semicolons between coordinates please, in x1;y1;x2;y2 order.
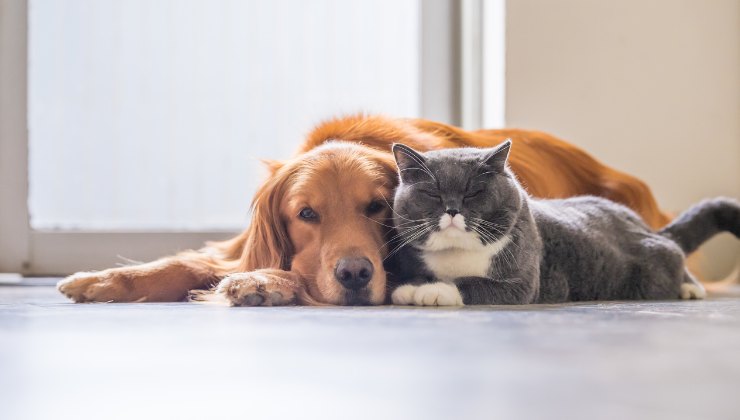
243;142;397;305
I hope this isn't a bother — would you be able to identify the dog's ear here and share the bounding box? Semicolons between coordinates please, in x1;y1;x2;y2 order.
392;143;429;182
484;139;512;172
239;166;294;271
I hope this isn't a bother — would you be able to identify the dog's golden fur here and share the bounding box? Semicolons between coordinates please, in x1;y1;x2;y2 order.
58;115;675;305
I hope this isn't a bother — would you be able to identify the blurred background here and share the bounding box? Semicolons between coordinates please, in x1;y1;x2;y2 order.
1;0;738;278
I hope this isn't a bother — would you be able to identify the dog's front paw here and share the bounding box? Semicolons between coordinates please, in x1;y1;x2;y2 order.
57;271;125;303
392;282;464;306
203;271;300;307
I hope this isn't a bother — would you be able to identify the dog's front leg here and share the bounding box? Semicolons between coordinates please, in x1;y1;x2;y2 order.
192;269;311;306
58;256;220;303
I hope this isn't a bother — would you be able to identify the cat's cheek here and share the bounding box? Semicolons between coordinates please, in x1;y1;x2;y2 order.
391;285;418;305
413;282;464;306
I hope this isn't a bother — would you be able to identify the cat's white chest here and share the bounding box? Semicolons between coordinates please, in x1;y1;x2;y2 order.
420;229;510;282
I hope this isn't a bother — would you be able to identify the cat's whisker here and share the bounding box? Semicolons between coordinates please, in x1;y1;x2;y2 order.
468;223;491;241
388;222;432;243
377;221;434;254
474;224;527;269
383;221;426;240
470;218;513;241
470;220;498;234
384;225;436;261
504;247;520;269
469;217;500;227
370;216;435;233
398;222;434;238
469;222;501;244
472;221;526;260
470;217;507;231
469;216;504;226
395;218;434;227
361;215;397;229
361;214;433;239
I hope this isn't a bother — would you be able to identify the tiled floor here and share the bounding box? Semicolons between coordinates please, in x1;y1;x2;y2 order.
2;279;740;420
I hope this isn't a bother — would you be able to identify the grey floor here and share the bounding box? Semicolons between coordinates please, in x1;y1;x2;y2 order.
2;279;740;420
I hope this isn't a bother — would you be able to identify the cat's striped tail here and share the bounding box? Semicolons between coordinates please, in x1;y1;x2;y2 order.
658;197;740;254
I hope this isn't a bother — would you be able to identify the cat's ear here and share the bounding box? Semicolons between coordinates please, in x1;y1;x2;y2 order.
392;143;427;181
484;139;512;172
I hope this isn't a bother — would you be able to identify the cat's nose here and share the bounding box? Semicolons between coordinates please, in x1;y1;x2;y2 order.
446;208;460;217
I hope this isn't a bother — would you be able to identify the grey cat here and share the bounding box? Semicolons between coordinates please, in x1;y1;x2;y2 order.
386;140;740;306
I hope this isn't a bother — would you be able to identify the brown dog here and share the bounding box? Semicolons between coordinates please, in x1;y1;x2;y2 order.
57;115;671;306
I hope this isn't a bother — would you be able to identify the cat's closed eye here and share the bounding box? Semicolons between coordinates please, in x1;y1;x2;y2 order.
464;190;484;201
420;190;442;201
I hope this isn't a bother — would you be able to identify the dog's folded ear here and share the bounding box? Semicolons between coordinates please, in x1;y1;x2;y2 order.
239;164;294;271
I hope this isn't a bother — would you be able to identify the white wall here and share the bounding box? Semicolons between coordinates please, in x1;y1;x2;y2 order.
505;0;740;279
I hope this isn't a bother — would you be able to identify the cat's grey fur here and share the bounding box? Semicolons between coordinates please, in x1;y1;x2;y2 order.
387;141;740;305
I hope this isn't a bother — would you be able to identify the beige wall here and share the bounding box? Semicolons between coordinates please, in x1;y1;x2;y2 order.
505;0;740;279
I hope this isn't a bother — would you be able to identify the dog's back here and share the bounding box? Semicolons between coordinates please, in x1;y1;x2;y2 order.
302;114;671;229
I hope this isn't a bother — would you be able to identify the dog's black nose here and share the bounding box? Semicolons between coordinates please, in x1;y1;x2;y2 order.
335;257;373;290
446;208;459;217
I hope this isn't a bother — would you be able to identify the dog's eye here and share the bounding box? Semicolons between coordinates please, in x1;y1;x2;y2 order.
366;200;385;215
298;207;319;221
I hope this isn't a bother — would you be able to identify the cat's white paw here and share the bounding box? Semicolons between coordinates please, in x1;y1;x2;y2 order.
413;282;464;306
391;284;418;305
680;283;706;300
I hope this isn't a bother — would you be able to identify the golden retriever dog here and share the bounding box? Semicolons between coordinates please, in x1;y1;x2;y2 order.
58;115;672;306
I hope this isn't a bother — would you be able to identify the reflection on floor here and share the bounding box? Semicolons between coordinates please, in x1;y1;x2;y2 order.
2;279;740;420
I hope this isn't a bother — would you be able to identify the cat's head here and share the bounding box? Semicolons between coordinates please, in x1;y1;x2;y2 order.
391;140;523;252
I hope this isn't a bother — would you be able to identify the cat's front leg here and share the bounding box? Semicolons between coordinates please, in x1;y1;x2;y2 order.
455;275;537;305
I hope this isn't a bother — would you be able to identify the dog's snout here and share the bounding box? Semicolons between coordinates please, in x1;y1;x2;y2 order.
335;257;374;290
